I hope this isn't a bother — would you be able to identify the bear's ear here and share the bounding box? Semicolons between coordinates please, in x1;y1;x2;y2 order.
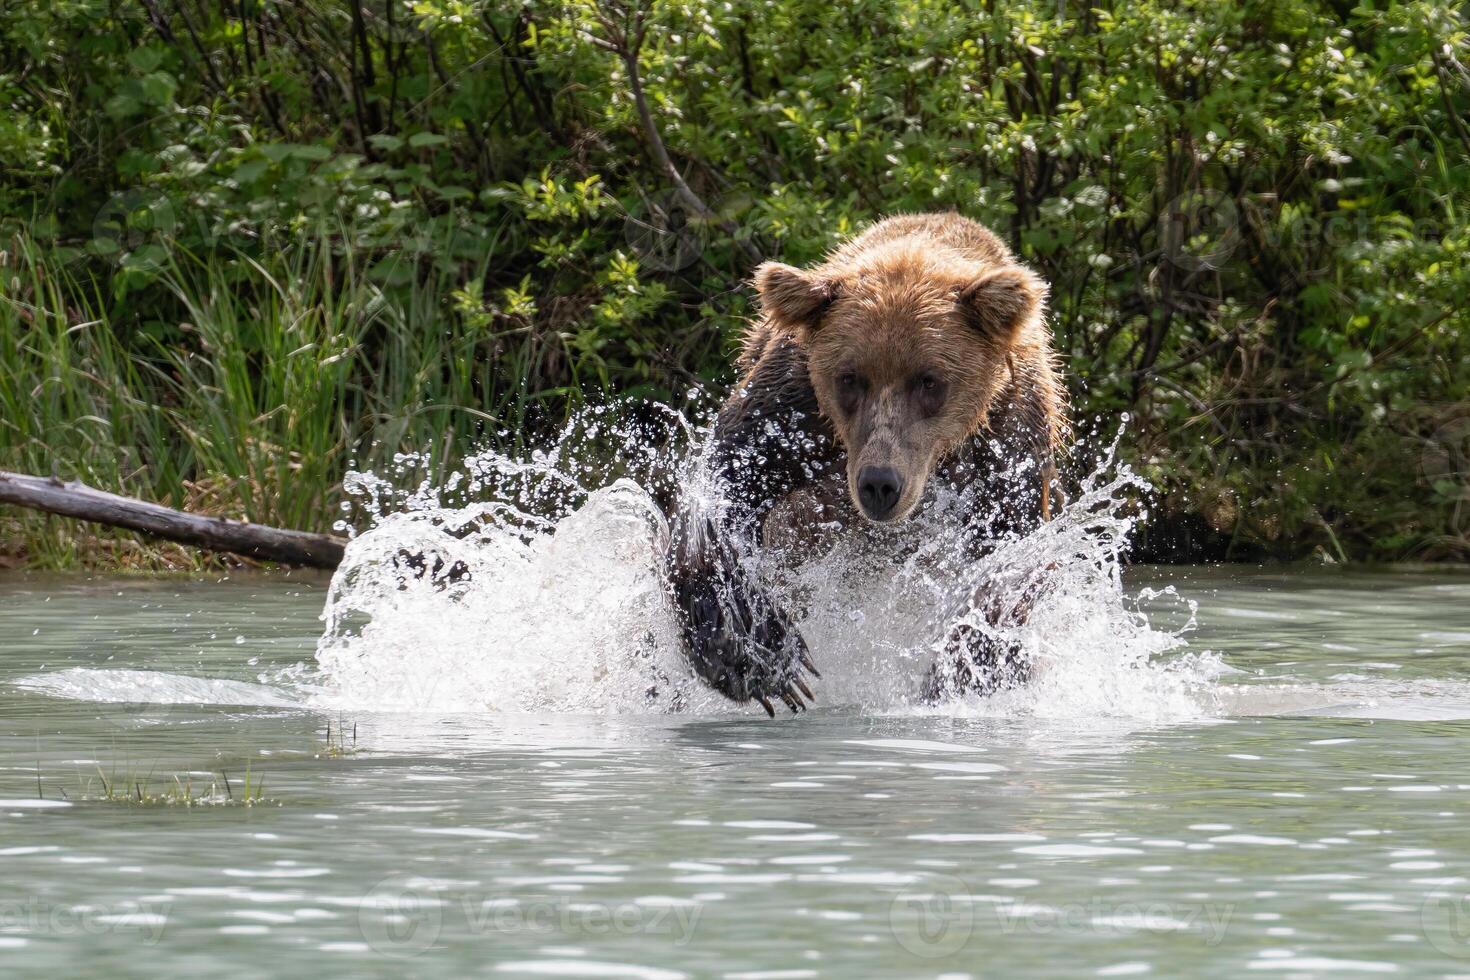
958;266;1047;345
754;261;836;333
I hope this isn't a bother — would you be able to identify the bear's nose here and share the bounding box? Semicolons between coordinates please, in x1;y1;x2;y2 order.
857;466;905;520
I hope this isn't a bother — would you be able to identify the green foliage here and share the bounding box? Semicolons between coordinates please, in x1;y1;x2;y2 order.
1;0;1467;564
75;762;272;807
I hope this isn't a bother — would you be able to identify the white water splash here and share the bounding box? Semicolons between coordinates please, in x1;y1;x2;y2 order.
311;479;694;714
306;404;1223;720
13;668;300;709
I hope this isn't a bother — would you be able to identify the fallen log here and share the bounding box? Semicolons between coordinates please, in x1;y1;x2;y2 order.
0;470;346;569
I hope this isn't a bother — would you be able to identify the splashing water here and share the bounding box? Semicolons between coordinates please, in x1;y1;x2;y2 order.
308;404;1221;719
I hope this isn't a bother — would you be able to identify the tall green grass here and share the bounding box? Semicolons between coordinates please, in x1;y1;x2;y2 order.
0;241;181;566
0;230;572;569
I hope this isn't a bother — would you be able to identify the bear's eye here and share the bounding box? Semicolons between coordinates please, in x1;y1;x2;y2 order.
835;371;865;414
914;372;947;416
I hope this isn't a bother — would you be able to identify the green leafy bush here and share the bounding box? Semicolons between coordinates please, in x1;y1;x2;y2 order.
1;0;1466;565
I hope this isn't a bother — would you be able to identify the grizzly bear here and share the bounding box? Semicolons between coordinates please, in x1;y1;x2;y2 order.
667;213;1067;715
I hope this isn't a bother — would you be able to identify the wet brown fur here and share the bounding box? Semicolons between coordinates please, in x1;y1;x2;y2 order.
667;213;1069;714
748;213;1066;522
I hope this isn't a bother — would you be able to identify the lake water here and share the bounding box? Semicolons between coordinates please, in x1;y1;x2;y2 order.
3;566;1470;978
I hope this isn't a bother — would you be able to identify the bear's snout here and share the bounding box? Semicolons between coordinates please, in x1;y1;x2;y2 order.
857;465;905;521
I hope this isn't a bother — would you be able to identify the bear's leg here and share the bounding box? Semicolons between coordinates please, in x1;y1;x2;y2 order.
668;511;818;715
390;548;472;588
921;575;1051;702
666;337;833;716
920;623;1033;702
919;398;1060;701
920;542;1048;703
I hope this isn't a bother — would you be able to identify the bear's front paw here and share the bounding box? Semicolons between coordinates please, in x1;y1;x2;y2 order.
920;622;1031;702
675;552;818;717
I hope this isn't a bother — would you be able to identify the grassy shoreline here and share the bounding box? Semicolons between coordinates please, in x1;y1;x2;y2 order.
4;1;1469;566
3;222;1466;569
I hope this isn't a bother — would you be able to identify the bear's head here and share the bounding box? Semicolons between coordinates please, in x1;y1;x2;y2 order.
755;247;1048;523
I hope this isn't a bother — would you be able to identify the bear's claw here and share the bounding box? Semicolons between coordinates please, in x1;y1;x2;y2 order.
672;523;818;716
